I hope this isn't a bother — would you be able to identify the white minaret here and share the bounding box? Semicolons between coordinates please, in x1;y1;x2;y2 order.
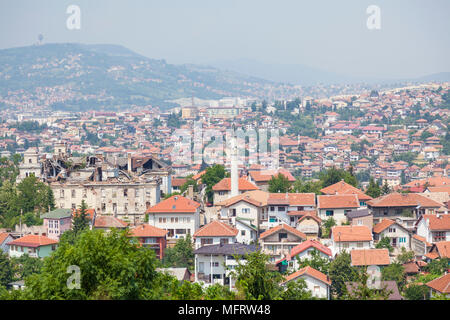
230;135;239;198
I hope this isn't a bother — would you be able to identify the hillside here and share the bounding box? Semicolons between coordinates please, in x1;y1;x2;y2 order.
0;43;279;110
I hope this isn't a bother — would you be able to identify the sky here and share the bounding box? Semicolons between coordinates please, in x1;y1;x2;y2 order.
0;0;449;79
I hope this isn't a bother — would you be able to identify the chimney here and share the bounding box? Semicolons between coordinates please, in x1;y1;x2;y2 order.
230;135;239;198
127;153;132;173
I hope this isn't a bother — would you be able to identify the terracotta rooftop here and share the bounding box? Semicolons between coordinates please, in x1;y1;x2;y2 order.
317;194;359;209
332;225;373;242
373;219;397;234
193;220;238;238
146;195;201;213
212;177;258;191
426;273;450;294
320;180;372;201
351;249;390;266
130;224;168;238
94;216;128;228
283;266;331;286
259;223;306;241
8;235;58;248
367;193;442;208
419;214;450;231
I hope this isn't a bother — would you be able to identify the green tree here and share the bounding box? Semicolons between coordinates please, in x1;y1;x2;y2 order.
202;164;227;202
268;173;291;193
381;180;391;195
328;251;358;298
424;258;449;276
162;234;194;270
344;267;391;300
404;284;430;300
0;251;14;287
16;229;160;300
381;263;406;290
366;177;381;198
280;278;314;300
203;283;236;300
292;179;323;194
375;237;393;253
11;254;43;280
395;247;415;264
72;200;90;237
297;249;331;274
322;217;336;238
231;250;282;300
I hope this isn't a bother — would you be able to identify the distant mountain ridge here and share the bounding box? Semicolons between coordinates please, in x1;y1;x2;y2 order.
0;43;276;110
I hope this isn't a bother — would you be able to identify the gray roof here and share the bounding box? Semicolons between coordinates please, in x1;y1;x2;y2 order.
194;243;258;255
156;267;191;281
41;208;72;219
346;208;372;220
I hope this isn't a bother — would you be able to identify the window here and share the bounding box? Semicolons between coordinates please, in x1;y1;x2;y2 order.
279;233;288;241
71;190;76;198
241;208;250;214
326;210;334;216
270;206;275;212
278;206;286;212
210;262;219;267
388;227;396;233
241;230;246;236
124;189;128;197
433;232;445;242
219;191;226;196
201;238;213;245
220;238;229;245
60;190;64;198
342;243;349;249
176;229;186;234
269;216;277;223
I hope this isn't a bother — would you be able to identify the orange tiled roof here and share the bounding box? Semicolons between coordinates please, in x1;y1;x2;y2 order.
283;266;331;285
94;216;128;228
317;194;359;209
351;249;390;266
8;235;58;248
367;193;442;208
130;224;168;238
146;195;201;213
373;219;396;234
193;220;238;238
420;214;450;231
212;177;258;191
426;273;450;294
217;190;269;208
320;180;372;201
0;232;11;244
435;241;450;258
332;225;373;242
260;223;306;240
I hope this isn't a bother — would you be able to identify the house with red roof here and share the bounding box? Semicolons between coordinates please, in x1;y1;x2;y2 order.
129;224;168;259
426;273;450;298
0;232;14;254
320;180;373;207
416;214;450;244
350;248;390;267
212;177;258;205
330;225;373;256
281;266;331;300
259;223;306;262
146;195;201;241
317;194;360;225
373;218;412;254
7;235;58;258
248;168;295;191
193;220;238;249
275;239;332;272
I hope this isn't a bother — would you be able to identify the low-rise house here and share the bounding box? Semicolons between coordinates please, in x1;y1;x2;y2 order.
193;220;238;249
276;239;332;272
425;241;450;260
320;180;373;207
7;235;58;258
411;234;433;257
259;223;306;262
147;195;201;241
373;219;411;253
93;215;128;231
282;266;331;300
346;209;373;229
425;273;450;298
248;169;295;191
194;243;257;290
317;194;360;225
416;214;450;244
0;232;14;254
212;177;258;205
330;225;373;256
350;248;390;267
367;193;442;227
40;208;72;240
235;217;258;244
130;224;168;259
295;212;322;239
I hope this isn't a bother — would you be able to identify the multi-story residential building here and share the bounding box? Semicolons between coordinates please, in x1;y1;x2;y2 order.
259;223;306;262
330;225;373;256
416;214;450;244
317;194;360;225
7;235;58;258
40;208;72;240
193;220;238;249
129;224;168;259
372;218;412;253
147;195;201;242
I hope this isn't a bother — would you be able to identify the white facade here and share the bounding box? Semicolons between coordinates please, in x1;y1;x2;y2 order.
148;211;200;240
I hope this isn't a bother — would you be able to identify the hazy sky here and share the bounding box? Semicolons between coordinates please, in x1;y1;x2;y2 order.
0;0;449;78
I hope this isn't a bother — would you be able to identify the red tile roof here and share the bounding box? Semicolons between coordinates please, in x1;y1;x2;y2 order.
373;219;396;234
283;266;331;285
288;239;332;258
146;195;201;213
260;223;306;241
420;214;450;231
8;235;58;248
426;273;450;294
435;241;450;258
0;232;11;244
212;177;258;191
249;168;295;183
332;225;373;242
367;193;442;208
351;249;390;266
320;180;372;201
193;220;238;238
94;216;128;228
130;224;168;238
317;194;359;209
